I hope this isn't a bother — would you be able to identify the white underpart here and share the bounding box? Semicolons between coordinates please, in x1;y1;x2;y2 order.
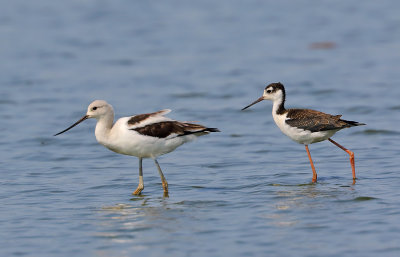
271;97;337;145
94;110;201;159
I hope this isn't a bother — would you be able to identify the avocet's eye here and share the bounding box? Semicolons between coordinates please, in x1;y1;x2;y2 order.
92;106;98;111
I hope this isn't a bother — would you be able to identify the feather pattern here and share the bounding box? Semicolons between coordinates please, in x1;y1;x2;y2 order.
127;109;172;128
285;109;363;132
132;121;218;138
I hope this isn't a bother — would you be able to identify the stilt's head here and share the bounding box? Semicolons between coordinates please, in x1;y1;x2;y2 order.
242;82;286;110
54;100;114;136
262;82;285;102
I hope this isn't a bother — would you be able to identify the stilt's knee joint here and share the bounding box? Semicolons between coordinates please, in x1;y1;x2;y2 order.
346;150;354;158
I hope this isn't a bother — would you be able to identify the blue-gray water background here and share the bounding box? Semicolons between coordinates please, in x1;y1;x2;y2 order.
1;0;400;256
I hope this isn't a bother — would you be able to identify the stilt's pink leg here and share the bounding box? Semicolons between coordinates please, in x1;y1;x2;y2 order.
305;145;317;183
328;138;356;183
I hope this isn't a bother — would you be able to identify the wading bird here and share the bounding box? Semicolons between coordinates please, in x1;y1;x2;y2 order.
242;82;364;183
55;100;219;195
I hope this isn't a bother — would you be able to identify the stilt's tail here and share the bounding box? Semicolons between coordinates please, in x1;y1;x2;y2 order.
204;128;220;133
341;119;366;127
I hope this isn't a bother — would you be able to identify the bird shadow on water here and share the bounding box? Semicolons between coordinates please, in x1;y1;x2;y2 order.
269;176;377;206
258;178;372;229
94;195;181;245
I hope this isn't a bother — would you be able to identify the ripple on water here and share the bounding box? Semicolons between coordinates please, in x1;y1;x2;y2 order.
174;200;230;208
353;196;377;201
353;129;400;135
345;106;375;114
171;92;208;98
103;59;136;67
0;99;17;105
311;89;337;96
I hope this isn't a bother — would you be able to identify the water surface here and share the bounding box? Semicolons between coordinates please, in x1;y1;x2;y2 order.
1;0;400;256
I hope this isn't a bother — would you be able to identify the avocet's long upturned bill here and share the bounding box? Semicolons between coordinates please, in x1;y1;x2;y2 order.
242;82;365;183
54;100;219;195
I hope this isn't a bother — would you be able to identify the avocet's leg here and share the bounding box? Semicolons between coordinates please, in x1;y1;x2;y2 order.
305;145;317;183
133;158;144;195
328;138;356;183
154;159;168;194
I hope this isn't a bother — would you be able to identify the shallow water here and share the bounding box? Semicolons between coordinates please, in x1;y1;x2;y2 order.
1;0;400;256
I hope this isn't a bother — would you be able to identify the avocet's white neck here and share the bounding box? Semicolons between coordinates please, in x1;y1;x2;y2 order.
95;112;114;145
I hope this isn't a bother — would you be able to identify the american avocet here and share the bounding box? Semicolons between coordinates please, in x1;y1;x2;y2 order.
242;82;365;183
54;100;219;195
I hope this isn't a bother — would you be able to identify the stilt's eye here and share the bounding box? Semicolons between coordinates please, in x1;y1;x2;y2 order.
266;89;272;93
92;107;98;111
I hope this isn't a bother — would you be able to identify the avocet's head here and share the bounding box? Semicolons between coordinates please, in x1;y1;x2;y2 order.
86;100;113;119
242;82;286;110
54;100;113;136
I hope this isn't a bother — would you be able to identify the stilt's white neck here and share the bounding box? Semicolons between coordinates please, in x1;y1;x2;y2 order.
272;94;286;116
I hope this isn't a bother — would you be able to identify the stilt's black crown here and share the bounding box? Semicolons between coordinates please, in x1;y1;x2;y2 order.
265;82;285;94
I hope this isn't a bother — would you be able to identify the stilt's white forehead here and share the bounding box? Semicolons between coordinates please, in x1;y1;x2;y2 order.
265;84;274;90
264;84;281;93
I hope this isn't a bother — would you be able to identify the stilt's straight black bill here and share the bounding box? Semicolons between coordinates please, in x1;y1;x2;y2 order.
54;115;89;136
241;96;264;110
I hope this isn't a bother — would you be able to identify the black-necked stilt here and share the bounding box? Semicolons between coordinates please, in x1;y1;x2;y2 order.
242;82;365;183
55;100;219;196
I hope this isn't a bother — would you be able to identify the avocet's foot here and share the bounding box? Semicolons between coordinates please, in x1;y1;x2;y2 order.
162;181;168;194
132;184;144;195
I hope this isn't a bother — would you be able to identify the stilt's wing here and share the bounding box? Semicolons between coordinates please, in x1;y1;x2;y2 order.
285;109;349;132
